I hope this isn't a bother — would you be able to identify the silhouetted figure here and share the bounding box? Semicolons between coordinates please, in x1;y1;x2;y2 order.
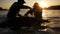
25;3;42;20
7;0;31;19
25;3;42;22
0;0;32;30
25;2;42;29
33;3;42;20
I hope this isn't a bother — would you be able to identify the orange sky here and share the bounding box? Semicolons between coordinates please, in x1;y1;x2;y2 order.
0;0;60;9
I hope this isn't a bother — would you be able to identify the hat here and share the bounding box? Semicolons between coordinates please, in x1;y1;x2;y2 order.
18;0;25;3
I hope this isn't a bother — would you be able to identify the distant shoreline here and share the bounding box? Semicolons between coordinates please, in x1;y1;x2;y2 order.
0;7;8;11
43;5;60;10
0;9;8;11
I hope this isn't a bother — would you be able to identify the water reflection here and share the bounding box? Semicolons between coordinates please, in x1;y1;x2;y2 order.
41;10;60;34
42;10;60;17
0;10;60;34
42;10;60;27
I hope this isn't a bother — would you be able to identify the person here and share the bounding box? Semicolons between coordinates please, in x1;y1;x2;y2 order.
24;2;42;29
25;2;42;21
7;0;31;19
6;0;32;30
33;3;42;20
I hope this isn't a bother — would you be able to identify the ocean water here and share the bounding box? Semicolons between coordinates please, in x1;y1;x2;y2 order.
0;10;60;34
42;10;60;27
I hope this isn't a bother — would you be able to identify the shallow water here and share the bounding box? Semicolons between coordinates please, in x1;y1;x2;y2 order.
0;10;60;34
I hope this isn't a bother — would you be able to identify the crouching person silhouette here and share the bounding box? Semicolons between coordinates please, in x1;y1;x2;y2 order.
0;0;31;30
7;0;31;19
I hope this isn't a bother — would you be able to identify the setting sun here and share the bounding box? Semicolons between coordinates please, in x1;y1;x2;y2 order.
39;1;47;8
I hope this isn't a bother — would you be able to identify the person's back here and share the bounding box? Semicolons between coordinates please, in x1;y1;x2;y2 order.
30;3;42;20
25;3;42;19
7;2;20;18
7;0;31;19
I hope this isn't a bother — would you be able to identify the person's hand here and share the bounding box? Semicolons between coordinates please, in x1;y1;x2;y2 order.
17;14;22;17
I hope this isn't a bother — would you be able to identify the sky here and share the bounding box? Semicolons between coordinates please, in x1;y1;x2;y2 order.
0;0;60;9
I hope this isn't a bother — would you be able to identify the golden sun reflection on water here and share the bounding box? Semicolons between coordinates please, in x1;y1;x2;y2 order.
42;10;47;17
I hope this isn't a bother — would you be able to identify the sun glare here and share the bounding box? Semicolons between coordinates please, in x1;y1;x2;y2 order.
39;1;47;8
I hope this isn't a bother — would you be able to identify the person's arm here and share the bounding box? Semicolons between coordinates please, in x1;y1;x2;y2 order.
17;14;22;17
24;9;33;16
22;5;32;9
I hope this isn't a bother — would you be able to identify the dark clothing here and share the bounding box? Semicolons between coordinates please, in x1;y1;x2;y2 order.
7;2;20;18
25;8;42;20
7;2;30;18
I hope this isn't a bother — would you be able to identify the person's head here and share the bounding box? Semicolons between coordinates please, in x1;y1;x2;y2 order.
17;0;25;4
33;3;39;8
